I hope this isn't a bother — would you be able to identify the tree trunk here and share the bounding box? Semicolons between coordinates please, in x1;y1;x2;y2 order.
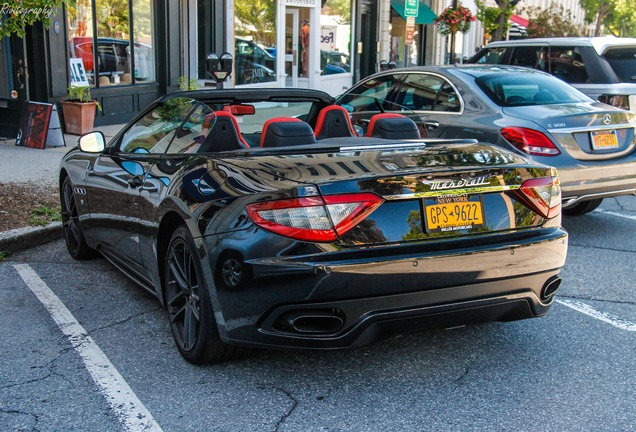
492;11;509;41
594;0;604;36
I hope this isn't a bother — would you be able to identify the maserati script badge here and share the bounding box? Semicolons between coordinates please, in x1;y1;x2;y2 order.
421;176;491;191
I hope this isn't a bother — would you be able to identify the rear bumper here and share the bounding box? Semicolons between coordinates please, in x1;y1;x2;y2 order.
210;228;568;349
556;159;636;204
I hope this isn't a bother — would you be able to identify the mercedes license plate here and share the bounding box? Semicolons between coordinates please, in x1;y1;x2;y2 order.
425;195;484;233
591;130;619;150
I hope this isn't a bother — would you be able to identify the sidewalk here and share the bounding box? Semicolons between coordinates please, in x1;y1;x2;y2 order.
0;124;125;185
0;124;125;255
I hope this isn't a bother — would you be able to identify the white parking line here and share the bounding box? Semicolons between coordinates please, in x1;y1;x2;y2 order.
556;299;636;332
13;264;164;432
595;209;636;221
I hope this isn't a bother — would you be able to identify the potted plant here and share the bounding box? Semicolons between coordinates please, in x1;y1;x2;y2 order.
60;86;101;135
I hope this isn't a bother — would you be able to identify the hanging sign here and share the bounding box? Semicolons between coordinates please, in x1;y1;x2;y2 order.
405;0;419;17
405;16;416;45
69;58;89;87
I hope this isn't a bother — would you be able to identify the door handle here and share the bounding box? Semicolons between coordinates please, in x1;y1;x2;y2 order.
128;176;143;188
292;49;297;67
425;121;440;130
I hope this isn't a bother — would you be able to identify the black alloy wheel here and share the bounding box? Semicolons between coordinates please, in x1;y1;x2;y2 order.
60;177;95;259
164;226;245;363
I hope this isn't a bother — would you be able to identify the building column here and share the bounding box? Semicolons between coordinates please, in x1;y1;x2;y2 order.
378;0;391;63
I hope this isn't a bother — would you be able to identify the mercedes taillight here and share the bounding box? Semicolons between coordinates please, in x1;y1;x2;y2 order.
501;127;561;156
246;193;384;242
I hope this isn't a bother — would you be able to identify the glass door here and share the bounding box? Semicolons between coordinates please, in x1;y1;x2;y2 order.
285;9;299;87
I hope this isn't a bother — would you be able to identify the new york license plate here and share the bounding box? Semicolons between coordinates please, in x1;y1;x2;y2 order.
424;196;484;233
591;130;619;150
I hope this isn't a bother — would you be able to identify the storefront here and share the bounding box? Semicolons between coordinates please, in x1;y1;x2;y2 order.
0;0;186;135
230;0;354;96
388;0;436;67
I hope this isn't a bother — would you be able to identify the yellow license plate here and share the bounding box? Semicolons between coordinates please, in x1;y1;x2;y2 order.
591;130;619;150
425;199;484;233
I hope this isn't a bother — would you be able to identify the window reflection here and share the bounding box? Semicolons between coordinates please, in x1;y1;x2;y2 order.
320;0;351;75
67;0;96;86
234;0;277;85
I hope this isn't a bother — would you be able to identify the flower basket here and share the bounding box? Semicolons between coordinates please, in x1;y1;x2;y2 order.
434;4;476;36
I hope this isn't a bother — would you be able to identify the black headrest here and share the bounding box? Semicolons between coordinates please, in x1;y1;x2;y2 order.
367;114;420;139
314;105;357;140
261;118;317;148
198;112;250;152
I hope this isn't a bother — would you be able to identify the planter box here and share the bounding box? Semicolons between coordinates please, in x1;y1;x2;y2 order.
60;100;98;135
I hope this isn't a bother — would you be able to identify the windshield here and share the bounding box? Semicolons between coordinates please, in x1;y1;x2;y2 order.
475;73;592;106
603;47;636;83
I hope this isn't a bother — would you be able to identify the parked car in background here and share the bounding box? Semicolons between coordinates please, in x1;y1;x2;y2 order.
468;37;636;111
337;65;636;215
60;88;567;364
321;50;350;75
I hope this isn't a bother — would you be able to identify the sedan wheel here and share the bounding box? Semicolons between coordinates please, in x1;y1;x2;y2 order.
60;177;95;260
563;198;602;216
164;226;245;363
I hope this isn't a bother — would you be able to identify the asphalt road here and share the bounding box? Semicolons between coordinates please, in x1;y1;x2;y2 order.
1;197;634;432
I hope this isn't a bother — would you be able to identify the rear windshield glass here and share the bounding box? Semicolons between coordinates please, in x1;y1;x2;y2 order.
475;73;592;106
603;47;636;83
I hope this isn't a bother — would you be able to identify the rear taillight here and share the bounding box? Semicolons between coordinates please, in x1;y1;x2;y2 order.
246;193;384;242
598;94;630;110
501;127;561;156
515;176;561;219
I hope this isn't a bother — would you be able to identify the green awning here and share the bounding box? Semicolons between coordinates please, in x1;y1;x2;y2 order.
391;0;437;25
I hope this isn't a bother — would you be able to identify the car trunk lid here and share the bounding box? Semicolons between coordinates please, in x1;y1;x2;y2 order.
502;103;636;161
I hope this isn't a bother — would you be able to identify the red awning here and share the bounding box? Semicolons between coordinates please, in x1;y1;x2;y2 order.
510;14;529;27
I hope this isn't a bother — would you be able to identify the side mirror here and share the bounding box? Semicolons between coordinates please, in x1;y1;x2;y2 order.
78;131;105;153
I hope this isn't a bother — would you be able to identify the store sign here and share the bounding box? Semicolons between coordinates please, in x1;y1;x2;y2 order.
405;0;419;17
405;16;416;45
69;58;89;87
321;25;337;50
284;0;319;6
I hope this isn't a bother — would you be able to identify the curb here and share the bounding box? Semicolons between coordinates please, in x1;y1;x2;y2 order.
0;222;63;255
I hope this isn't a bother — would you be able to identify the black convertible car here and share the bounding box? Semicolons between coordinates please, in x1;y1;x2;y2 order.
60;89;568;364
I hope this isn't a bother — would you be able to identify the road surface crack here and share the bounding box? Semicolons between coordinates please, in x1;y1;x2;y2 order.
258;385;299;432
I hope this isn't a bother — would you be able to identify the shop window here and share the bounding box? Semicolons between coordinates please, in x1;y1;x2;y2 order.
67;0;155;88
320;0;352;75
234;0;277;85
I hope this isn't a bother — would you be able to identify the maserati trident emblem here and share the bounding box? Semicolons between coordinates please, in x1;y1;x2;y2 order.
422;176;491;191
603;114;612;125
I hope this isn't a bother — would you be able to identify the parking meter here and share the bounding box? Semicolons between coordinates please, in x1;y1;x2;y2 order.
388;61;397;69
206;53;219;80
379;60;388;71
218;53;233;79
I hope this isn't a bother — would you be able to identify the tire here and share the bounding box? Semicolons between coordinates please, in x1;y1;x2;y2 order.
60;177;96;260
164;226;246;364
563;198;602;216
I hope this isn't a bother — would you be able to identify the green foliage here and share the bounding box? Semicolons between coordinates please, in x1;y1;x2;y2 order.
322;0;351;25
0;0;75;38
434;4;476;35
29;205;62;226
95;0;129;37
178;77;201;91
67;85;102;110
475;0;506;37
579;0;614;36
235;0;276;46
0;251;5;262
601;0;636;37
525;3;581;37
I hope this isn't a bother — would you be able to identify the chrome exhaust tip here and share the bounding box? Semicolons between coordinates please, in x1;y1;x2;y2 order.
541;276;562;301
